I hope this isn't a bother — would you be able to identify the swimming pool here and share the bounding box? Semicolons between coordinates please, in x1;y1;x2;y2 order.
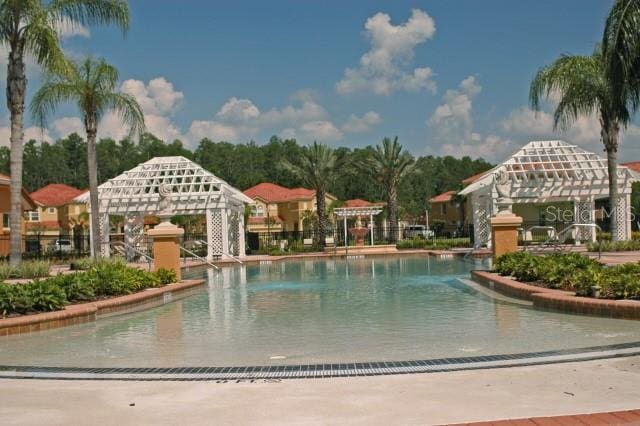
2;255;640;369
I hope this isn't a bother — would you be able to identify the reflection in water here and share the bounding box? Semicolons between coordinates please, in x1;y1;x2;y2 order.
1;255;640;368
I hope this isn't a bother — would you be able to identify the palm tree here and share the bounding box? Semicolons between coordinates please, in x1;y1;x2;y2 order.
1;0;130;264
30;57;144;257
365;137;414;242
603;0;640;115
284;142;341;247
530;46;632;240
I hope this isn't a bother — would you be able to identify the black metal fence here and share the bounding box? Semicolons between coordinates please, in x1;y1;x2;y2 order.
246;224;475;254
0;234;91;260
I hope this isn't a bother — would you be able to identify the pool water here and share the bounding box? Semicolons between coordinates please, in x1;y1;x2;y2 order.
2;256;640;367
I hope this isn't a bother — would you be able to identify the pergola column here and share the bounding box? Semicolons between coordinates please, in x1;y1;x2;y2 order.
124;212;144;261
472;192;491;249
574;198;596;243
99;212;110;257
614;195;631;241
206;209;223;261
370;213;374;246
238;210;246;256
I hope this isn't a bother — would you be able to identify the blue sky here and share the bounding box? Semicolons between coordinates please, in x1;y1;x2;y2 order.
5;0;637;162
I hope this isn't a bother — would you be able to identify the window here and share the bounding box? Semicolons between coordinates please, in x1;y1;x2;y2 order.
26;211;40;222
441;204;447;215
48;207;56;214
2;214;8;228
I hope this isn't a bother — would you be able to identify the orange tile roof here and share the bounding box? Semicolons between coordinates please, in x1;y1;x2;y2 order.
343;199;385;208
30;184;85;207
244;182;318;203
461;171;489;185
429;190;457;203
622;161;640;173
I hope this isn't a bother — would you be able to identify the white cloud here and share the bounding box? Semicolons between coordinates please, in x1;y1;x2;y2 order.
188;120;246;143
52;117;84;137
336;9;437;95
440;134;516;161
299;121;343;142
0;122;52;147
428;75;481;143
342;111;381;133
216;97;260;122
120;77;184;116
55;17;91;39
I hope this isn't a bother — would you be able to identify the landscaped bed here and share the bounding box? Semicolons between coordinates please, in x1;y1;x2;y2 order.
0;259;177;318
494;251;640;300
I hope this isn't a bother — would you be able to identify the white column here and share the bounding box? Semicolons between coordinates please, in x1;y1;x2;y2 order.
343;216;347;248
221;208;230;256
370;213;374;246
238;209;246;256
100;213;110;257
206;209;214;261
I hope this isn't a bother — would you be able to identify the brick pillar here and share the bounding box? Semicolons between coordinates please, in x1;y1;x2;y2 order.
490;214;523;258
148;221;184;281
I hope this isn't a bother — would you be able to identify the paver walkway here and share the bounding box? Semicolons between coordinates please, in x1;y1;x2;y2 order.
458;409;640;425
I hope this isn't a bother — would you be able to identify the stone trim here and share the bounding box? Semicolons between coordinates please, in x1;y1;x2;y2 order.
0;280;205;337
471;271;640;320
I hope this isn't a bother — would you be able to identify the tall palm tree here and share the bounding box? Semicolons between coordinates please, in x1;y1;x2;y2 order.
603;0;640;115
530;46;632;240
0;0;130;264
365;137;414;242
284;142;340;247
30;57;144;257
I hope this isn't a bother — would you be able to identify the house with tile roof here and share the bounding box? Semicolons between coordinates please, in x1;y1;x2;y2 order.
28;184;87;243
243;182;337;233
0;173;37;256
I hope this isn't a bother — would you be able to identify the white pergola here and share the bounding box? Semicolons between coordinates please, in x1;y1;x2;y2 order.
459;140;638;248
334;206;384;246
75;156;253;261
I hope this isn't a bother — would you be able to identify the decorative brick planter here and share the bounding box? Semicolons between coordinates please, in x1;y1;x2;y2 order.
0;279;205;337
471;271;640;320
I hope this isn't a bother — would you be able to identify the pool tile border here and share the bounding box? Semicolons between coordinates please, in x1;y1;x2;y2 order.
1;342;639;381
471;271;640;320
0;279;206;337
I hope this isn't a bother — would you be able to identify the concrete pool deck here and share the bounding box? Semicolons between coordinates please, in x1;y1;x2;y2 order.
2;356;639;425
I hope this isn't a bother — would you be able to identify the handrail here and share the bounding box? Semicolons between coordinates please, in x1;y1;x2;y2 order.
110;241;153;270
192;239;243;264
540;223;601;252
180;245;220;271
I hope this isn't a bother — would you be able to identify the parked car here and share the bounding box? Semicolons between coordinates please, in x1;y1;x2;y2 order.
403;225;434;239
52;239;73;253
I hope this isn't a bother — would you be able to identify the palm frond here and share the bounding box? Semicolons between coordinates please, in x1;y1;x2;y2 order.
100;92;145;137
29;80;80;128
47;0;130;33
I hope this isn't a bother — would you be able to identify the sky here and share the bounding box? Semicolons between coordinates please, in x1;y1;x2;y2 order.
3;0;640;162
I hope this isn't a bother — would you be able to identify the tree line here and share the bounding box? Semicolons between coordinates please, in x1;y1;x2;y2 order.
0;133;494;219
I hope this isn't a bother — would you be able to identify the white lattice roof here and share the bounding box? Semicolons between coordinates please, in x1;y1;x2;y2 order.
75;156;253;214
460;140;637;200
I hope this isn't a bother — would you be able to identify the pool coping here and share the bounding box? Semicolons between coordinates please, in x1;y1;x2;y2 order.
0;279;206;337
1;341;639;381
471;271;640;320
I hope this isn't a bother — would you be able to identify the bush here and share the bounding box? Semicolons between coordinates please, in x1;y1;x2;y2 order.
155;268;177;285
587;239;640;252
493;251;640;299
0;262;179;317
0;260;51;280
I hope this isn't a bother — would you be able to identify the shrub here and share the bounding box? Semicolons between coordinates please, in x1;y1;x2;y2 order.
587;239;640;252
24;280;68;312
48;273;95;302
493;251;640;299
155;268;177;285
0;260;51;279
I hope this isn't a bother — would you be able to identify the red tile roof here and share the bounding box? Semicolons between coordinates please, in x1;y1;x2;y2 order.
244;183;318;203
429;190;457;203
622;161;640;173
461;171;489;185
30;184;85;207
343;199;385;208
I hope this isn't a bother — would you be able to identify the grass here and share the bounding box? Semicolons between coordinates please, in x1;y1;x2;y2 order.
0;260;51;280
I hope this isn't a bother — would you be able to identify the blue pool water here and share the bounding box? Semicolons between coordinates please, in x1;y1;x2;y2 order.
1;255;640;367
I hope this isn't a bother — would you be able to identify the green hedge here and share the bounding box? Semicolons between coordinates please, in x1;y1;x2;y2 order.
587;239;640;252
493;251;640;299
397;237;471;250
0;260;51;280
0;263;177;317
